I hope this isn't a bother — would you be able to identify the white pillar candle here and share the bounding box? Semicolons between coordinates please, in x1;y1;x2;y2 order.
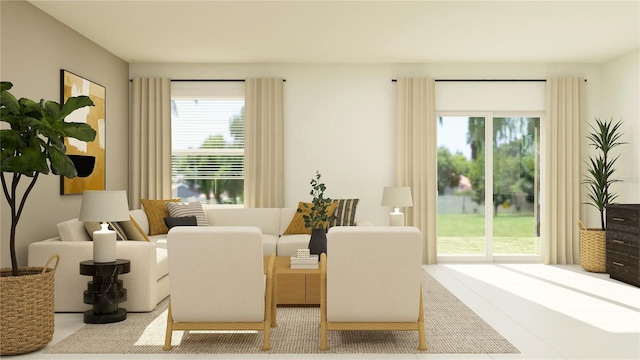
93;223;117;263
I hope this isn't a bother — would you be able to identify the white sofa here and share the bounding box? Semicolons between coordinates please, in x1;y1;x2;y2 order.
131;207;370;257
28;222;169;313
28;205;369;313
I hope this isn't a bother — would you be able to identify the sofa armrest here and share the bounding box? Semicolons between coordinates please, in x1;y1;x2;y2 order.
28;238;159;312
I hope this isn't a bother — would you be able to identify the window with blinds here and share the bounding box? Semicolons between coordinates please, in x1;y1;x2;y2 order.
171;82;244;205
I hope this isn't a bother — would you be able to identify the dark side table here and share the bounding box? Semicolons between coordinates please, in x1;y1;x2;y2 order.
80;259;130;324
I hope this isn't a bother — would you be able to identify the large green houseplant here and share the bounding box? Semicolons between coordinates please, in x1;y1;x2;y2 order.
298;171;337;255
1;81;96;355
583;118;626;230
579;117;626;273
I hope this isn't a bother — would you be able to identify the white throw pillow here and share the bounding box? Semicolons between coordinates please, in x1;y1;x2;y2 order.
57;219;91;241
165;202;209;226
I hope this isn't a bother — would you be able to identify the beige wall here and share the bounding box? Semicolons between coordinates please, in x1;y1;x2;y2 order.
129;62;606;227
601;49;640;207
0;0;129;267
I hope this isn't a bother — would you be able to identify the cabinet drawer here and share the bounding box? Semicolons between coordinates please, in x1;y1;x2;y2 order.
607;206;639;233
606;252;640;287
606;230;640;250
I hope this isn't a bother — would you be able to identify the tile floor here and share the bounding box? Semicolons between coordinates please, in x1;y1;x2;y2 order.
8;264;639;360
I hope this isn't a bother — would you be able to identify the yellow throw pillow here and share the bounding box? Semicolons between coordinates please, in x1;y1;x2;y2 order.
283;201;338;235
140;198;181;235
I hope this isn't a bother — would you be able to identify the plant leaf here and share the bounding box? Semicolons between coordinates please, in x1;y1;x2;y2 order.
46;144;77;177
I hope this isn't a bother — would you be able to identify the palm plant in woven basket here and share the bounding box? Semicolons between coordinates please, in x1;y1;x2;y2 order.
583;118;626;230
579;117;626;273
1;81;95;355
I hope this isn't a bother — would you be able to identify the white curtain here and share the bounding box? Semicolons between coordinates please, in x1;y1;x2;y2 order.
129;78;172;209
244;78;284;208
396;78;438;264
544;77;585;265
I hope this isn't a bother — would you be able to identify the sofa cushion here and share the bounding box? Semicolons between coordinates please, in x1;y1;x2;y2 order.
166;202;208;226
262;234;278;257
279;208;297;235
140;198;181;235
206;208;280;236
277;234;311;257
330;199;360;227
57;219;91;241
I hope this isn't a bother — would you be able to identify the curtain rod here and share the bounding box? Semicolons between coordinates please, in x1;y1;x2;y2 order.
391;79;587;82
172;79;286;82
129;79;286;82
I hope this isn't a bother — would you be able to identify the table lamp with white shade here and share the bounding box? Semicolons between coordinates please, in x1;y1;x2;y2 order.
79;190;130;263
381;186;413;226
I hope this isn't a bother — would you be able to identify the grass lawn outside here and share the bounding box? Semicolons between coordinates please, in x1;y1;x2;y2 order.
437;214;541;255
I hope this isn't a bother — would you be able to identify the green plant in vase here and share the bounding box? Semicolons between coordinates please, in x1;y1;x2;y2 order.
1;81;96;355
298;171;337;255
579;117;625;273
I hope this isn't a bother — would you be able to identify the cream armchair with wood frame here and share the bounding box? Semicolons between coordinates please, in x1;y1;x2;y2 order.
163;226;277;351
320;226;426;351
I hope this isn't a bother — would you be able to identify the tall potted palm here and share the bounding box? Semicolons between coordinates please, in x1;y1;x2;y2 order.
579;118;626;273
1;81;96;355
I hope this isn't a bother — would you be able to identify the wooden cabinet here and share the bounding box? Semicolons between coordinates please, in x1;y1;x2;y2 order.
277;272;320;305
606;204;640;287
265;256;320;306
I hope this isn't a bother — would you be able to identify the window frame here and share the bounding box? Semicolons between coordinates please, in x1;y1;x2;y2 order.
170;81;245;206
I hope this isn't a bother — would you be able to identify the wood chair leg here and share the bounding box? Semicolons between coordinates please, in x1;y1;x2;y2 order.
262;320;272;351
319;253;329;351
418;288;427;351
271;281;277;327
320;320;328;351
163;302;174;351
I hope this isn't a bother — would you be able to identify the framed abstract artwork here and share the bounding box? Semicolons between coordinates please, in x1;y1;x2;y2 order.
60;69;106;195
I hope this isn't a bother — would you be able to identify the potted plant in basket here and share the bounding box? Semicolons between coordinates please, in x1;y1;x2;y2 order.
298;171;337;255
1;81;96;355
579;117;626;273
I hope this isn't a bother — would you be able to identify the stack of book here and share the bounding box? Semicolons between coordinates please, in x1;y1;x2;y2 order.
290;254;319;269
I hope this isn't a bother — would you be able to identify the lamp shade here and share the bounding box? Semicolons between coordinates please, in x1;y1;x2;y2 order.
79;190;130;222
381;187;413;207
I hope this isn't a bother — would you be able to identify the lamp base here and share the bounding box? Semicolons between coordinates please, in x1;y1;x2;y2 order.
93;223;117;263
389;212;405;226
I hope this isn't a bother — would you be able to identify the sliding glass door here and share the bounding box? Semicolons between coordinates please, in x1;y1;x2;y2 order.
437;114;541;260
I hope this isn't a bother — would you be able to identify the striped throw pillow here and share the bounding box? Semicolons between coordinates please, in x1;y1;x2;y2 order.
330;199;359;227
165;202;209;226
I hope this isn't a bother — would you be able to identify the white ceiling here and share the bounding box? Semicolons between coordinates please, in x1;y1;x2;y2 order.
28;0;640;64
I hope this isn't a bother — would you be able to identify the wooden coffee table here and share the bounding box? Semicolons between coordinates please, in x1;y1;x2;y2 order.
265;256;320;306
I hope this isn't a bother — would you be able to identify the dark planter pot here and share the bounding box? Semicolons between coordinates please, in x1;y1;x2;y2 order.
308;228;327;256
68;155;96;177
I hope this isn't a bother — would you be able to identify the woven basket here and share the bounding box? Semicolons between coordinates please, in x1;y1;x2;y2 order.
578;221;606;273
0;254;59;355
